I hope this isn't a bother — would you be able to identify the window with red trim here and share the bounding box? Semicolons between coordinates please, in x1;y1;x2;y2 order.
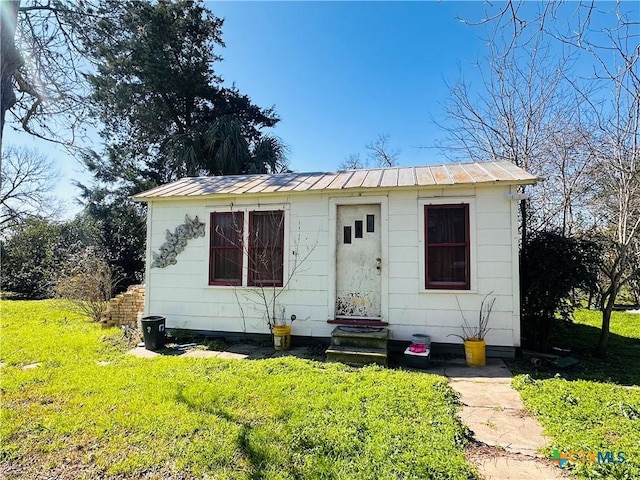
209;212;243;285
248;211;284;287
425;204;470;289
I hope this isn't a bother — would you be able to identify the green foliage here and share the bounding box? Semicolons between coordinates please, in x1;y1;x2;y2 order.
0;300;476;479
0;207;136;299
513;376;640;479
84;0;284;194
0;219;65;298
521;231;600;351
74;0;289;290
76;187;146;290
508;310;640;479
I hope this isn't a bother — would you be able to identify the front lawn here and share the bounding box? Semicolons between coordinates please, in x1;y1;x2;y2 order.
512;309;640;479
0;300;476;479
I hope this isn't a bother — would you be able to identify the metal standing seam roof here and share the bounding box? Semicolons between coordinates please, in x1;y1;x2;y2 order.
132;161;537;201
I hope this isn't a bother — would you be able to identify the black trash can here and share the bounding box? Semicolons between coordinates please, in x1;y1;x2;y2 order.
141;316;166;351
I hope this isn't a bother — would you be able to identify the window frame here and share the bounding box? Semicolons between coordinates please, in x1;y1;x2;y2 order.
247;210;285;287
209;211;244;286
424;203;470;290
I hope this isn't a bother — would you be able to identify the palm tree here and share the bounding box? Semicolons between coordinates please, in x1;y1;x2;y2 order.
203;116;289;175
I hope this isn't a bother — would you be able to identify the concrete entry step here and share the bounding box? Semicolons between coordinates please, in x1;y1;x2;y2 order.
329;326;389;349
326;345;388;366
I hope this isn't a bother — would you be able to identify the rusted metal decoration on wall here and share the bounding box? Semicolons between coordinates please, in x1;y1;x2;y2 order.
151;215;205;268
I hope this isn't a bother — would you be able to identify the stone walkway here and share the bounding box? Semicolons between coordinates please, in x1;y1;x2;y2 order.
434;358;571;480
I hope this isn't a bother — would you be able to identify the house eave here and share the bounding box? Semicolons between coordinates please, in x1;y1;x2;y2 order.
132;178;537;203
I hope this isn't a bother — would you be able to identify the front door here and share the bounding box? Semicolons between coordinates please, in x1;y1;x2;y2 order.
335;204;382;320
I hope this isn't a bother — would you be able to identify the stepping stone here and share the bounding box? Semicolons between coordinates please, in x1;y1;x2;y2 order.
126;347;160;358
182;350;220;359
459;405;549;456
215;351;249;360
467;446;570;479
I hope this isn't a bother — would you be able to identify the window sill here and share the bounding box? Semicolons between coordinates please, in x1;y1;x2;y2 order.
205;284;287;291
419;289;478;295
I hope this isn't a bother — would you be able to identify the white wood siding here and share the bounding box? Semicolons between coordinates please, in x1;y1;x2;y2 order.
144;185;520;347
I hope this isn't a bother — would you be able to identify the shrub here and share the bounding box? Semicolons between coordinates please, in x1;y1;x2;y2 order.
0;218;64;298
54;248;116;322
521;231;600;351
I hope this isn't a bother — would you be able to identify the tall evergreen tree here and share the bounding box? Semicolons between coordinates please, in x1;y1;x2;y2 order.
84;0;286;195
79;0;287;290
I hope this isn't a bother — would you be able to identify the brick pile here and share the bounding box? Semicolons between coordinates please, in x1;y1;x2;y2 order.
100;284;145;329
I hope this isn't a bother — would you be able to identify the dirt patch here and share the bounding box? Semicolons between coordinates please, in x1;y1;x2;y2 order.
0;456;194;480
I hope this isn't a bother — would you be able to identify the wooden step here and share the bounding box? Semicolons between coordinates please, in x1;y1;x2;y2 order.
326;345;388;366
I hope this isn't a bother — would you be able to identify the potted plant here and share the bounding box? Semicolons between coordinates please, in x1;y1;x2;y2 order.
272;305;296;351
450;292;495;367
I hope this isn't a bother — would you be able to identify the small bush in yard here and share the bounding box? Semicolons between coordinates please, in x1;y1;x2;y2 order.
54;248;116;322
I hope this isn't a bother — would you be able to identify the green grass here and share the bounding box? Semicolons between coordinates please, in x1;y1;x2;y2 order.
508;309;640;385
0;300;476;479
512;309;640;479
566;309;640;385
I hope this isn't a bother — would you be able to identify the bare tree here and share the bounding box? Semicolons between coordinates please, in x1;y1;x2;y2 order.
339;153;365;171
533;119;598;236
366;133;400;167
439;2;582;244
340;134;400;171
213;210;317;333
0;1;22;149
0;145;63;230
452;0;639;356
0;0;110;152
538;1;639;356
586;24;640;355
242;212;317;332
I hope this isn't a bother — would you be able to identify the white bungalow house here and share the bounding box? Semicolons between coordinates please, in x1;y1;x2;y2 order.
133;161;536;358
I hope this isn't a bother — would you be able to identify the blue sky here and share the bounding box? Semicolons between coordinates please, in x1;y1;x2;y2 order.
210;1;489;170
4;1;635;217
5;1;494;217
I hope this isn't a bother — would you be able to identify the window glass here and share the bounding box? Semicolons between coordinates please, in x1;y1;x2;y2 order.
248;211;284;286
425;205;470;289
209;212;243;285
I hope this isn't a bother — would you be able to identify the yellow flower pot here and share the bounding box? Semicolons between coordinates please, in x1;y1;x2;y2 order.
464;339;486;367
